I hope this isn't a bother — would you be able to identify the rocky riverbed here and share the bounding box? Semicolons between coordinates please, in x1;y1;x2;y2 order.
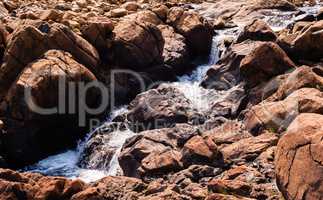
1;0;323;199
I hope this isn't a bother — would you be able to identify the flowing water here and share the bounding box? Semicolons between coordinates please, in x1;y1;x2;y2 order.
23;3;322;183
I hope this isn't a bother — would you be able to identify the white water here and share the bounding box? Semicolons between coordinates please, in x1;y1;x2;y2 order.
23;3;322;183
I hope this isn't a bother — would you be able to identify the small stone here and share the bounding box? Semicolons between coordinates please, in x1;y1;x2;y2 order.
110;8;127;18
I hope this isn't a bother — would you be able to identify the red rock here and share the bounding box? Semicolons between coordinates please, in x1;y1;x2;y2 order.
0;50;99;167
240;41;296;87
275;113;323;200
237;19;277;43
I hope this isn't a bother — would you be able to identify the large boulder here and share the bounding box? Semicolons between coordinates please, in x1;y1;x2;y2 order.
275;113;323;200
0;22;100;97
278;20;323;61
201;40;261;90
119;124;197;179
266;65;323;101
244;88;323;134
167;7;213;56
125;84;204;132
240;41;295;87
81;17;114;60
108;11;164;70
0;50;100;167
158;24;190;73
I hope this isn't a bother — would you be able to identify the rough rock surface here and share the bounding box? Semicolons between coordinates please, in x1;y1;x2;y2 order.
276;113;323;200
0;50;99;167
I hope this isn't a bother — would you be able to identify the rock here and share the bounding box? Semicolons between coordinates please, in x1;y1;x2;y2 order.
275;113;323;200
119;124;197;178
158;24;190;73
240;41;296;87
0;22;100;97
220;132;278;164
317;7;323;20
194;0;296;27
0;168;85;200
266;65;323;102
110;8;128;18
167;7;213;56
125;84;203;131
39;9;63;22
152;4;169;21
208;179;252;197
71;176;146;200
0;25;7;64
244;88;323;134
108;13;164;70
201;40;261;90
81;17;114;57
121;2;140;12
236;19;277;43
0;50;100;167
278;20;323;61
181;135;220;167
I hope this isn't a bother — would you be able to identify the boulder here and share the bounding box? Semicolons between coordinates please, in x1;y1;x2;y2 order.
167;7;213;56
240;41;295;87
220;132;278;164
119;124;197;178
278;20;323;61
152;4;169;21
158;24;190;73
236;19;277;43
108;12;164;70
0;168;85;200
266;65;323;101
0;50;100;167
110;8;128;18
125;84;203;131
275;113;323;200
201;40;262;90
244;88;323;134
0;22;100;97
81;17;114;58
71;176;146;200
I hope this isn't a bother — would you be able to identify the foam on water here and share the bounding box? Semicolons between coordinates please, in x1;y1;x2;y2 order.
23;3;322;183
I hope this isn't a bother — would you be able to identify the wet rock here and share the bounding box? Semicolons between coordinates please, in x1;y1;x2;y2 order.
201;40;262;90
240;41;296;87
0;22;100;97
194;0;296;27
244;88;323;134
167;7;213;56
275;113;323;200
158;24;190;73
125;84;203;131
0;50;100;167
108;12;164;70
237;19;277;43
278;20;323;61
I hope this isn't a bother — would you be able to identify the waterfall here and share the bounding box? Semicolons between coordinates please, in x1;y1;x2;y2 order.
23;3;322;183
